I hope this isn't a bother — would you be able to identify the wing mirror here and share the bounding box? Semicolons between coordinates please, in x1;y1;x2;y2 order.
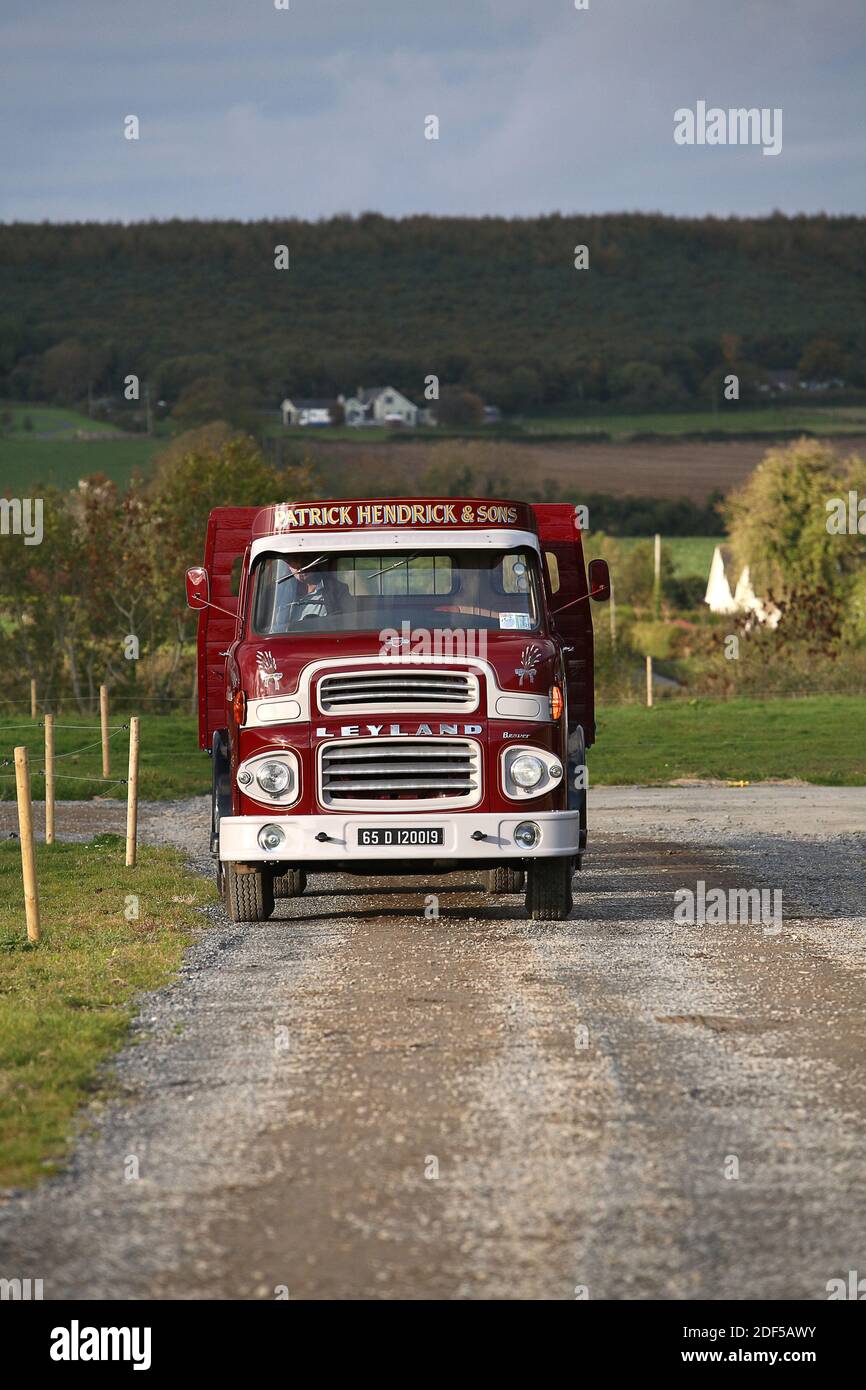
588;558;611;602
186;566;210;610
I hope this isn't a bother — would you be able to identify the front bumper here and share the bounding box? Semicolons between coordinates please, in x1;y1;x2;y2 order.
219;810;580;863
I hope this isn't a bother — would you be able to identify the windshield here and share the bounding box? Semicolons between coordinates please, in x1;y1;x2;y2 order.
251;548;542;636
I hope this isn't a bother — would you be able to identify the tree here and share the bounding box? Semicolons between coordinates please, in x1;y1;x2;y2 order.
435;388;484;428
798;338;847;382
0;432;318;712
171;376;259;434
724;439;866;611
40;339;101;404
615;540;676;607
608;362;686;409
503;366;542;413
148;430;316;684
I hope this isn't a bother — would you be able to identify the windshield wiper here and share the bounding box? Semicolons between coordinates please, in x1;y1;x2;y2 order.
361;553;422;581
276;555;327;584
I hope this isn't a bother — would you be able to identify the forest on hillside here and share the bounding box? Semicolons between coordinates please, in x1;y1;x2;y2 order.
1;212;865;418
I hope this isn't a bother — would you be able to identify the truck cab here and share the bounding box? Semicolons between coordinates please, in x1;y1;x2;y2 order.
186;497;609;922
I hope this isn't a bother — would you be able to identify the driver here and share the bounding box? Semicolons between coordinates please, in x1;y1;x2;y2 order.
285;560;350;622
287;561;327;620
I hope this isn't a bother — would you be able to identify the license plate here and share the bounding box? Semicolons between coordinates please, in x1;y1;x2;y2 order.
358;827;444;847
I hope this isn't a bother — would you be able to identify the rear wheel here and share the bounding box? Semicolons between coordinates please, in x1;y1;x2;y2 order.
484;865;525;893
525;857;574;921
224;862;275;923
272;868;307;898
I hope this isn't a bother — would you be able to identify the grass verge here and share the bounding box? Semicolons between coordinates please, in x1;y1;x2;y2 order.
591;695;866;785
0;835;215;1189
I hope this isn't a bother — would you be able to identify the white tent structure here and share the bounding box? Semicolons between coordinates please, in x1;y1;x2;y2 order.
704;545;781;628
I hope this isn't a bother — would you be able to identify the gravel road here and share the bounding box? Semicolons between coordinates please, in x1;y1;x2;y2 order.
1;786;864;1300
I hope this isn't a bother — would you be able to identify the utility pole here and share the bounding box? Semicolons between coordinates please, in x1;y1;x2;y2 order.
653;533;661;618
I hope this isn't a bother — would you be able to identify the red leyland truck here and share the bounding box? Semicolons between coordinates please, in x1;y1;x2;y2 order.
186;498;610;923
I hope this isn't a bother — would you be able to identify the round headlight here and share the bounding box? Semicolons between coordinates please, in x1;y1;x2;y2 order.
255;760;291;796
510;754;545;789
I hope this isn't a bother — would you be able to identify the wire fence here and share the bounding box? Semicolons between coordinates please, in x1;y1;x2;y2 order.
0;720;131;788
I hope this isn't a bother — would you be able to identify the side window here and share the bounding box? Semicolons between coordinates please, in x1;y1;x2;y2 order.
230;555;244;597
500;552;532;594
545;551;560;594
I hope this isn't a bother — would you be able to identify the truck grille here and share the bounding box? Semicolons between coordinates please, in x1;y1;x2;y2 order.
317;669;478;714
319;737;481;809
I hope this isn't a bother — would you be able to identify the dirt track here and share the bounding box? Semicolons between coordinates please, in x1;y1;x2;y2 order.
0;789;864;1300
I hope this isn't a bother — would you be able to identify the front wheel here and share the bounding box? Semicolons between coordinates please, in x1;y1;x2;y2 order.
525;857;574;921
484;866;525;893
272;868;307;898
224;862;275;923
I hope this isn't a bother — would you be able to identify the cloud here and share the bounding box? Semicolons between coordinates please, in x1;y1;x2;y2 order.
1;0;864;221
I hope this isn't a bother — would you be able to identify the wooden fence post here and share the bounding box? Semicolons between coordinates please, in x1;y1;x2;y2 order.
44;714;55;846
126;717;140;868
653;533;661;619
100;684;110;778
14;746;41;943
609;581;616;648
646;655;654;708
30;678;37;719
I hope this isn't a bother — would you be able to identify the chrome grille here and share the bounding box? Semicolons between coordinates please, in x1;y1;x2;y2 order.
319;738;481;809
318;669;478;714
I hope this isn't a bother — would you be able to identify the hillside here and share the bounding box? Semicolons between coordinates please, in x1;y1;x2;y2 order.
1;213;865;413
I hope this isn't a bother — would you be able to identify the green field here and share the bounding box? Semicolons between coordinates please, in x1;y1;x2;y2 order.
0;715;208;803
0;836;214;1188
2;697;863;805
606;535;720;577
0;402;119;435
523;405;866;439
5;396;866;501
0;435;164;493
591;696;866;786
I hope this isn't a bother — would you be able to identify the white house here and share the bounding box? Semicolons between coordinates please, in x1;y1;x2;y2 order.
343;386;419;428
704;544;780;627
281;397;334;427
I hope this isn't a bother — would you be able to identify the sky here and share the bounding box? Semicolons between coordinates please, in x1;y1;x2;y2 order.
1;0;864;223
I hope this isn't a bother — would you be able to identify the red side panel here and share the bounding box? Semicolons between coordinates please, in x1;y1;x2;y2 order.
531;503;596;747
197;507;259;749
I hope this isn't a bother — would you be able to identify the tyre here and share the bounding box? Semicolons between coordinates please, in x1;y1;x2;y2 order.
524;857;574;921
484;865;525;893
211;729;231;855
567;725;588;852
224;862;275;923
272;868;307;898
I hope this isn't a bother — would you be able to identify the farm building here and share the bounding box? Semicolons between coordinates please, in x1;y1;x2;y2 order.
280;397;335;427
343;386;419;427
